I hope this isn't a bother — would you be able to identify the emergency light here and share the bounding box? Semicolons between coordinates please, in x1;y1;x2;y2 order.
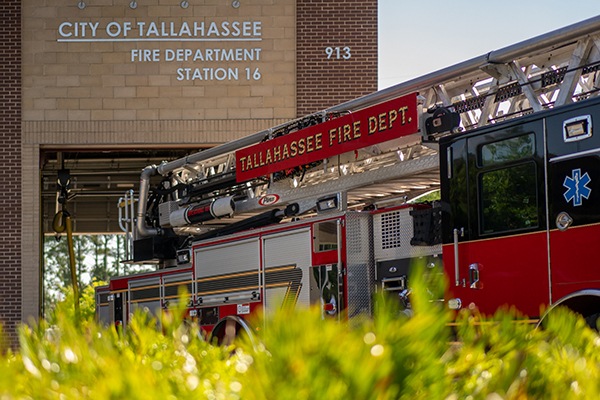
316;194;339;213
563;115;592;142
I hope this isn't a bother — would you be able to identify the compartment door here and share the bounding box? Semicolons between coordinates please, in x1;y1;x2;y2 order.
262;228;311;314
129;277;161;316
194;237;261;305
162;272;194;308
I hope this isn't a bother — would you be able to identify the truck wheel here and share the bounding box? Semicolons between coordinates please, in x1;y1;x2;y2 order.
585;313;600;330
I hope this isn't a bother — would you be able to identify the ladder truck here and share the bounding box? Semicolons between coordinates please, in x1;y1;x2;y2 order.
97;15;600;336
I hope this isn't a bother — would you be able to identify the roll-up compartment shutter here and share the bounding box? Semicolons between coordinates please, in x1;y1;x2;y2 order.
195;237;261;306
162;272;194;307
262;228;311;313
96;290;110;325
129;277;162;316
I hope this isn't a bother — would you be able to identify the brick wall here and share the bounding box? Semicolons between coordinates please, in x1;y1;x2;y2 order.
296;0;378;117
0;0;22;350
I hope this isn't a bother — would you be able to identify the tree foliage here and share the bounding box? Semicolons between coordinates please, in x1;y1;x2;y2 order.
43;235;90;316
43;234;153;318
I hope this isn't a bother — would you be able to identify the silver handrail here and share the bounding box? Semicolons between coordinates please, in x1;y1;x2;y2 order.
453;228;461;286
118;190;137;260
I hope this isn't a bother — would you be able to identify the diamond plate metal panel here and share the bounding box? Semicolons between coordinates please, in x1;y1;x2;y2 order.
236;154;439;213
345;211;374;326
373;207;442;261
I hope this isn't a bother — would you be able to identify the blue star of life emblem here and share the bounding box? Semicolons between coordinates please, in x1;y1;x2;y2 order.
563;168;592;207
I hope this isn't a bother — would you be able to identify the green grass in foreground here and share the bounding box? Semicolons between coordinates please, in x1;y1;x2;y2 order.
2;268;600;399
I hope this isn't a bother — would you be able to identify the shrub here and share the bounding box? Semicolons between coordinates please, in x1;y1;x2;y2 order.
1;271;600;399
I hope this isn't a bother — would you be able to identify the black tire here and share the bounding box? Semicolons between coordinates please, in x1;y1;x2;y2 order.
585;313;600;330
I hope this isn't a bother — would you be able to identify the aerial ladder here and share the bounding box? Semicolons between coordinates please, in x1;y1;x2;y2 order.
118;15;600;267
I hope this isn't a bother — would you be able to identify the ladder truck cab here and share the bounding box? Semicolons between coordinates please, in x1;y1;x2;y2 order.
441;97;600;324
97;15;600;333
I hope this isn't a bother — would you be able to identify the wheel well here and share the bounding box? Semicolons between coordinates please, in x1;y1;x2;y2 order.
538;290;600;328
209;315;257;348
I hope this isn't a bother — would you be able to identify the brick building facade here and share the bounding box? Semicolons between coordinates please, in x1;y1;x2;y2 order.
297;0;378;116
0;0;22;350
7;0;377;348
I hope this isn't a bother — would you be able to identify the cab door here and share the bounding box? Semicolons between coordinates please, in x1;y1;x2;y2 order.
546;102;600;303
441;135;472;307
442;119;549;317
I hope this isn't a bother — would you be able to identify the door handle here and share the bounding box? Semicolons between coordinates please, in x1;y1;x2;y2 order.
556;212;573;231
469;263;481;289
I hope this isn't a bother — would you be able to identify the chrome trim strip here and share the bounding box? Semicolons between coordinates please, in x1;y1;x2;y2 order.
543;118;553;305
453;228;460;286
549;147;600;163
337;218;342;323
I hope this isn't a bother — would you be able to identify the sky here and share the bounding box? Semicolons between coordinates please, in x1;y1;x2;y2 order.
378;1;600;89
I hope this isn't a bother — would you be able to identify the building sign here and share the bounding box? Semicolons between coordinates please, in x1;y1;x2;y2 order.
235;93;419;182
56;19;263;82
57;21;262;40
23;0;376;123
27;0;298;122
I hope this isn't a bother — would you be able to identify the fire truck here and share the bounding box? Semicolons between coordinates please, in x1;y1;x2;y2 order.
97;15;600;335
